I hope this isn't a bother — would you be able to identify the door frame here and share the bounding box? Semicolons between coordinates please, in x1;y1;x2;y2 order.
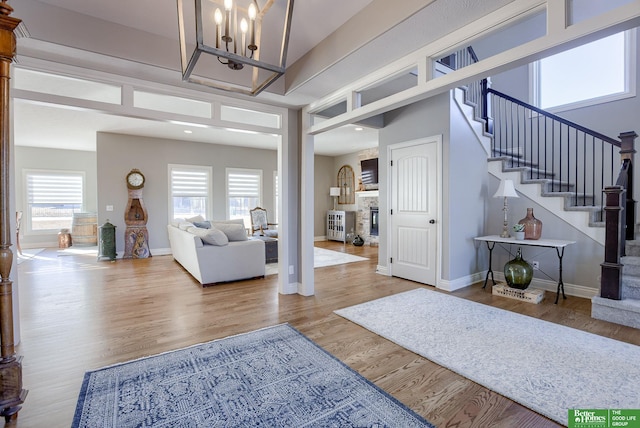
386;135;443;288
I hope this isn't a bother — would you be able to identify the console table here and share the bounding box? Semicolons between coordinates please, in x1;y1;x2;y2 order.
474;235;576;304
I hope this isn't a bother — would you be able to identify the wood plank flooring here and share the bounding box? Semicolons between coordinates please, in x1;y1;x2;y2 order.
9;241;640;427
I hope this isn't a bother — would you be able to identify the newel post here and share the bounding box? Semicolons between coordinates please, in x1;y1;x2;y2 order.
0;1;27;422
600;186;625;300
619;131;637;241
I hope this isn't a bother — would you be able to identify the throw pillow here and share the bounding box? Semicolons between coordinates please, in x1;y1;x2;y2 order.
186;215;205;223
186;226;229;246
193;221;211;229
171;218;186;227
214;223;248;241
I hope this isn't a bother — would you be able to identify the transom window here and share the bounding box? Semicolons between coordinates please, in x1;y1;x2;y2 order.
227;168;262;228
169;164;212;220
531;30;636;111
24;170;84;233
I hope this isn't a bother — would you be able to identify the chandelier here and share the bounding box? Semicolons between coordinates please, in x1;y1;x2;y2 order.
177;0;294;96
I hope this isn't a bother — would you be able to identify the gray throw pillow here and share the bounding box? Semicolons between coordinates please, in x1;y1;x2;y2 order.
193;221;211;229
187;226;229;246
214;223;248;241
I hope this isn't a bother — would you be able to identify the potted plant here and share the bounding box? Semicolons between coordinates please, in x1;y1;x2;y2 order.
513;223;525;240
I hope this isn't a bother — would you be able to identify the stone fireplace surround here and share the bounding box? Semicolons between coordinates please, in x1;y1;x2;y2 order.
356;191;379;246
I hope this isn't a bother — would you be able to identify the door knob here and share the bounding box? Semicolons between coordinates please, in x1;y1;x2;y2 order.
429;219;436;224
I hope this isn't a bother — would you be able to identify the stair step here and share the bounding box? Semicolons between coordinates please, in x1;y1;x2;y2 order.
591;295;640;329
522;178;575;193
622;276;640;299
625;240;640;257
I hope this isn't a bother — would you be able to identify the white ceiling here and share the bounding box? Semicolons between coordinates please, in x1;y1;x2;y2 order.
8;0;511;156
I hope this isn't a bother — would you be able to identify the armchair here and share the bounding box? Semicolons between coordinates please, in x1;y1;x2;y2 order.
250;207;278;238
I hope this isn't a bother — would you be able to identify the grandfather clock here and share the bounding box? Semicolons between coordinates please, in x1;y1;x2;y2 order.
123;169;151;259
0;2;27;421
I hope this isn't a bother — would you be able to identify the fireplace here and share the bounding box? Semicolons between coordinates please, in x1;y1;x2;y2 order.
370;207;379;236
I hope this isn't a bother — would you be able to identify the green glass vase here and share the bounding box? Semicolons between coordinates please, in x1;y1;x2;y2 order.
504;248;533;289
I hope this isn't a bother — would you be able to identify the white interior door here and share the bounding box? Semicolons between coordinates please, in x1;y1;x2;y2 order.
390;139;438;285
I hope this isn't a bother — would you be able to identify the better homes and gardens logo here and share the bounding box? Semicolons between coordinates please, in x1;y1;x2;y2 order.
569;410;640;428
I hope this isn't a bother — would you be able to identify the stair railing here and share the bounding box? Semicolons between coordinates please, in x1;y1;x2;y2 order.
486;88;624;215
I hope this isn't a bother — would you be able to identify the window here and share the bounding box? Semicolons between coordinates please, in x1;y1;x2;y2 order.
531;30;635;111
169;165;212;220
227;168;262;228
25;170;84;233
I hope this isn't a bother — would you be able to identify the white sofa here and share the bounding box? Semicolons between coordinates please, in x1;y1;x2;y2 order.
167;221;265;286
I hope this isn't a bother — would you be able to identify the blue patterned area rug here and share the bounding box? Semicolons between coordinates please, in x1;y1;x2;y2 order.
72;324;433;427
335;288;640;426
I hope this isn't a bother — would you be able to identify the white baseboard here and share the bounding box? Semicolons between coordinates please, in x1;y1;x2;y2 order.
376;265;389;275
438;271;486;292
280;282;299;295
314;236;326;242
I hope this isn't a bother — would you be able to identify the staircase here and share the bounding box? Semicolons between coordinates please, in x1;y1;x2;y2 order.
444;46;640;328
592;241;640;329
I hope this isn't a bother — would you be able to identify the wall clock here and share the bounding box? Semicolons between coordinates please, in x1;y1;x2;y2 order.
126;169;145;189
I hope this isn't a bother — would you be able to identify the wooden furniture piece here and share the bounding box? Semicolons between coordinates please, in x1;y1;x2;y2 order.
249;206;277;237
0;2;27;421
251;235;278;263
123;169;150;259
327;210;355;243
474;235;576;304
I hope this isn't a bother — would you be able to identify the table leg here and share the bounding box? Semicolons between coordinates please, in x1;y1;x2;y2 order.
554;247;567;304
482;241;496;289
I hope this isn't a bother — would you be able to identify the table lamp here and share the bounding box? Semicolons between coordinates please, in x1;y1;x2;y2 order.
330;187;341;210
493;179;519;238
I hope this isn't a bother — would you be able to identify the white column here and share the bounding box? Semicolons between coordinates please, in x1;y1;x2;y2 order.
299;108;315;296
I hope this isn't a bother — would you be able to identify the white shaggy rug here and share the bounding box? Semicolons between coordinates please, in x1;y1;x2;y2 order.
335;288;640;426
265;247;368;276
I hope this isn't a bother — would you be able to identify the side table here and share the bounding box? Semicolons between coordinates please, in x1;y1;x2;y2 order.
474;235;576;304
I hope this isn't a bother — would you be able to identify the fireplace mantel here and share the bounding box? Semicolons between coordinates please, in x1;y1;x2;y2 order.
356;190;379;197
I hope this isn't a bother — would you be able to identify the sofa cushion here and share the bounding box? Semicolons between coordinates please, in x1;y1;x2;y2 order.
178;222;194;231
187;226;229;246
214;223;248;241
212;218;245;228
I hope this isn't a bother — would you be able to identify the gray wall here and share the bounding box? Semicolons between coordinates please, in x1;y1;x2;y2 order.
314;155;334;237
15;146;98;248
95;132;333;255
96;133;278;253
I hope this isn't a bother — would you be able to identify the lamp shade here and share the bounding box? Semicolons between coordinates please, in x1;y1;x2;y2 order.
330;187;341;197
493;179;518;198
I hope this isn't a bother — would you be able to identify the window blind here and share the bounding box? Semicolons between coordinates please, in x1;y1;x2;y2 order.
171;168;209;197
27;172;83;205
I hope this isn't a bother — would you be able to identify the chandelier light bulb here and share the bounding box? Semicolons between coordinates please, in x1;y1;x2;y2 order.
240;18;248;33
224;0;233;11
214;8;222;25
248;3;256;20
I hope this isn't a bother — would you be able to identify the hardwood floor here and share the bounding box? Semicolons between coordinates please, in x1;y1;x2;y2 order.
9;241;640;427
